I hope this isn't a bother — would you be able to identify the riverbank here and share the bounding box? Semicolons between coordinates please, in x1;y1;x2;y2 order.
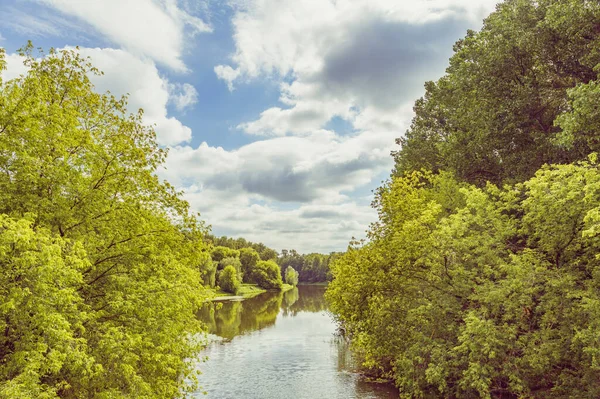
297;281;328;286
210;283;295;301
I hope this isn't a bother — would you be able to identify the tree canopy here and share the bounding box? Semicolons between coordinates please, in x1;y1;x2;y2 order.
394;0;600;186
327;1;600;397
0;45;209;398
250;261;283;290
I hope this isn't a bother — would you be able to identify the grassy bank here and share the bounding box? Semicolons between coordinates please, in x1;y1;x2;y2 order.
211;284;266;299
297;281;328;286
210;283;297;301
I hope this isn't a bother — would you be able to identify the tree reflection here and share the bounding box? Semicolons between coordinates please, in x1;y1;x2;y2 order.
286;285;328;315
198;285;330;339
200;292;282;339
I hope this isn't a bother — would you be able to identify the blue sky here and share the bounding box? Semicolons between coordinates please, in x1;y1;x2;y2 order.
0;0;499;253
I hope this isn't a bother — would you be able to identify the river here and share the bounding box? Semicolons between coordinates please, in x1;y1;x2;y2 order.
194;285;399;399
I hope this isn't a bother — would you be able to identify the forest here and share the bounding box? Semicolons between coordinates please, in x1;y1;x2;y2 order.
326;0;600;398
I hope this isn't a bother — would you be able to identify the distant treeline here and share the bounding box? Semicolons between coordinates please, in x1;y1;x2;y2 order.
205;234;278;261
278;249;341;283
204;235;338;284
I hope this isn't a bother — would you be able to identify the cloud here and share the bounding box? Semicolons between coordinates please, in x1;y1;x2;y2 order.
161;128;396;204
191;0;501;251
13;0;211;71
216;0;499;136
182;186;377;253
168;82;199;112
159;125;399;252
76;47;193;145
214;65;240;91
2;53;30;81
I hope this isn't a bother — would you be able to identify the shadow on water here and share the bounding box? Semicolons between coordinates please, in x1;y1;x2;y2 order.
196;285;399;398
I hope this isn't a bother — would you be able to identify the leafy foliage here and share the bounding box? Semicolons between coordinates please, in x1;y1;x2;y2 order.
328;2;600;396
284;266;299;287
219;257;243;283
211;246;240;263
278;250;340;282
0;46;209;398
0;216;91;399
218;265;241;294
328;160;600;397
207;235;278;261
198;251;216;288
251;261;283;290
394;0;600;186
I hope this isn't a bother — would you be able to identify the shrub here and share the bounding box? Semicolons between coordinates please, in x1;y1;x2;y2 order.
284;266;299;286
251;260;283;290
218;265;240;294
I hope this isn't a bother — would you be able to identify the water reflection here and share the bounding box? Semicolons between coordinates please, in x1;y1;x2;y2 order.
199;290;284;340
195;285;398;399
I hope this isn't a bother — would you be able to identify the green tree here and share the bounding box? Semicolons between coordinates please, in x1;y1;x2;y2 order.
0;46;209;398
251;260;283;290
258;247;278;261
239;247;260;282
284;266;299;287
210;246;240;263
198;251;216;288
218;265;241;295
278;250;336;283
394;0;600;186
326;2;600;397
219;256;243;282
0;216;91;399
327;160;600;398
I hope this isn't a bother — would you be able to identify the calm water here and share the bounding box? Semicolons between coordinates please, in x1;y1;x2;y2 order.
195;285;399;399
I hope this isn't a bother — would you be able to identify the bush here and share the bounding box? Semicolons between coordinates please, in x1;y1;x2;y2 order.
218;265;240;294
219;256;243;280
284;266;299;286
251;260;283;290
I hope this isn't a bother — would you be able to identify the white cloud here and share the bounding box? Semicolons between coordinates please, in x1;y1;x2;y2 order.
76;47;193;145
217;0;499;136
192;0;501;251
160;125;399;251
3;0;503;252
2;53;30;82
161;129;396;203
181;185;377;253
168;82;199;112
24;0;211;71
214;65;240;91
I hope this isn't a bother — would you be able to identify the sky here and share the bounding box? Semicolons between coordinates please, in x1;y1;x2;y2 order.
0;0;500;253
